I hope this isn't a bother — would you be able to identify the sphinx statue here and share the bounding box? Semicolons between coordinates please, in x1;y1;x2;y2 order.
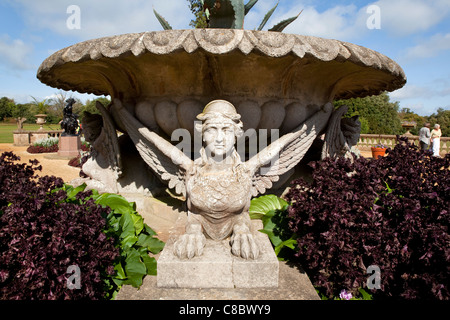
113;98;334;260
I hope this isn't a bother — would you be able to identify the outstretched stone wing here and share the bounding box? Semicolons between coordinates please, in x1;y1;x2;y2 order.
247;103;333;197
321;105;361;159
112;99;192;197
82;101;122;181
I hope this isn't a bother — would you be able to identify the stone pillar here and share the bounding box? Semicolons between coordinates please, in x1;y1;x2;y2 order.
58;135;81;158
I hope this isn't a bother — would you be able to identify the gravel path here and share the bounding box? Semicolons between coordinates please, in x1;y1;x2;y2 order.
0;143;81;183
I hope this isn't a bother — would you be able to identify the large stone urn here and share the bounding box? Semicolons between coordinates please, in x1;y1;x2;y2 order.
37;29;406;197
34;114;47;131
37;28;406;290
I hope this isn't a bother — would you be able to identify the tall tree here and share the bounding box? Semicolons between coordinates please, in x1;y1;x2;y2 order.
334;92;403;135
0;97;15;121
187;0;208;28
426;108;450;137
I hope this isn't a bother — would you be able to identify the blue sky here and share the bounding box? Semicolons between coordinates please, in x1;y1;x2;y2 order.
0;0;449;116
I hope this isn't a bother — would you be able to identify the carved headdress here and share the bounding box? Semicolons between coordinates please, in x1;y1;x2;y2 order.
195;100;243;139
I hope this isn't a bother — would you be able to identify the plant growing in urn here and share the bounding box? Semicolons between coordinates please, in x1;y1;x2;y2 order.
154;0;302;31
371;143;387;159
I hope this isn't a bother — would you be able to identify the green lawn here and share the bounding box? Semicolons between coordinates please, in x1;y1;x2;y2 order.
0;123;60;143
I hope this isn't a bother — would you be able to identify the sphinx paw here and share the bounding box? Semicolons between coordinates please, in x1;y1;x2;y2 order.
230;232;260;260
173;233;206;259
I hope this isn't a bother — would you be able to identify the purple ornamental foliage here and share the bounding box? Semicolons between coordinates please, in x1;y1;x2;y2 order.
0;152;119;299
285;137;449;300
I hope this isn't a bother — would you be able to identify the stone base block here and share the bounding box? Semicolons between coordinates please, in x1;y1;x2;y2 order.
157;220;279;288
13;132;30;146
58;135;81;158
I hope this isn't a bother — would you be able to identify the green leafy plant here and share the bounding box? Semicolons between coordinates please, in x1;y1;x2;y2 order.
249;194;297;259
60;184;165;298
155;0;301;32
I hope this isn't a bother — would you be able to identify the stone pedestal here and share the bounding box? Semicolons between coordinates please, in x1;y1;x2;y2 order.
13;132;30;146
58;135;81;158
157;220;279;288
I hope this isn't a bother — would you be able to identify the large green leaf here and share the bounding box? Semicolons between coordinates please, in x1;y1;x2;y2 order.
249;194;288;219
136;233;165;254
124;248;147;288
131;212;144;235
249;195;296;259
274;238;297;256
142;255;157;276
114;262;127;280
61;183;87;202
95;193;135;215
119;212;137;239
231;0;245;29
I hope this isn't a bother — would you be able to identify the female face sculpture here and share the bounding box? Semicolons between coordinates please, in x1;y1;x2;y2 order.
196;100;244;163
203;118;236;159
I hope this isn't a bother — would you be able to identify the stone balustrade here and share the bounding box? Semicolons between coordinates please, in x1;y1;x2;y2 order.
357;134;449;156
13;130;63;146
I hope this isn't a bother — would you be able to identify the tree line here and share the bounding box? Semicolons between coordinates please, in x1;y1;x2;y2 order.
0;91;448;137
334;92;449;137
0;92;108;126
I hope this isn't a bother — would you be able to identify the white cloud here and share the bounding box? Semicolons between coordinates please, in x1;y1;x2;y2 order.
259;4;367;41
404;33;450;59
371;0;450;36
389;84;432;100
0;35;34;70
11;0;192;40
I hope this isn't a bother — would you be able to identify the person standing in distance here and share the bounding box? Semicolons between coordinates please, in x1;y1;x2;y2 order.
430;124;442;157
418;123;431;151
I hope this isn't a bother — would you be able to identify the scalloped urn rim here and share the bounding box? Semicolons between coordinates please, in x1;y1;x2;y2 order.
37;29;406;101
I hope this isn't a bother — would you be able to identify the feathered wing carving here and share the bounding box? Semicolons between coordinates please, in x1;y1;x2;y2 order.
247;103;333;197
111;99;193;197
96;101;122;178
81;102;122;181
321;105;361;159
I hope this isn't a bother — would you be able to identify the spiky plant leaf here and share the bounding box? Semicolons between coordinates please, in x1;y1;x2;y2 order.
231;0;245;29
153;8;172;30
268;9;302;32
244;0;259;15
257;1;279;31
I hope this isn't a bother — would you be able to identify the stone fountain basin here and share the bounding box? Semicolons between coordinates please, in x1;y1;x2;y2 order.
37;29;406;136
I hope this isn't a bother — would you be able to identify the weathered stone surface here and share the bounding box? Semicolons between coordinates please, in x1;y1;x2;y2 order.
115;194;319;300
57;135;81;158
154;100;179;136
157;220;278;288
13;132;30;146
135;100;157;130
37;30;406;102
117;260;320;300
116;99;333;261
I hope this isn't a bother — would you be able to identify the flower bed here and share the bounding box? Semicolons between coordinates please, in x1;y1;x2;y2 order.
284;137;449;300
26;137;90;154
0;152;164;299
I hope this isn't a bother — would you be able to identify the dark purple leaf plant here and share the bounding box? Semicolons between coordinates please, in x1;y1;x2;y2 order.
282;137;449;300
0;152;163;300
